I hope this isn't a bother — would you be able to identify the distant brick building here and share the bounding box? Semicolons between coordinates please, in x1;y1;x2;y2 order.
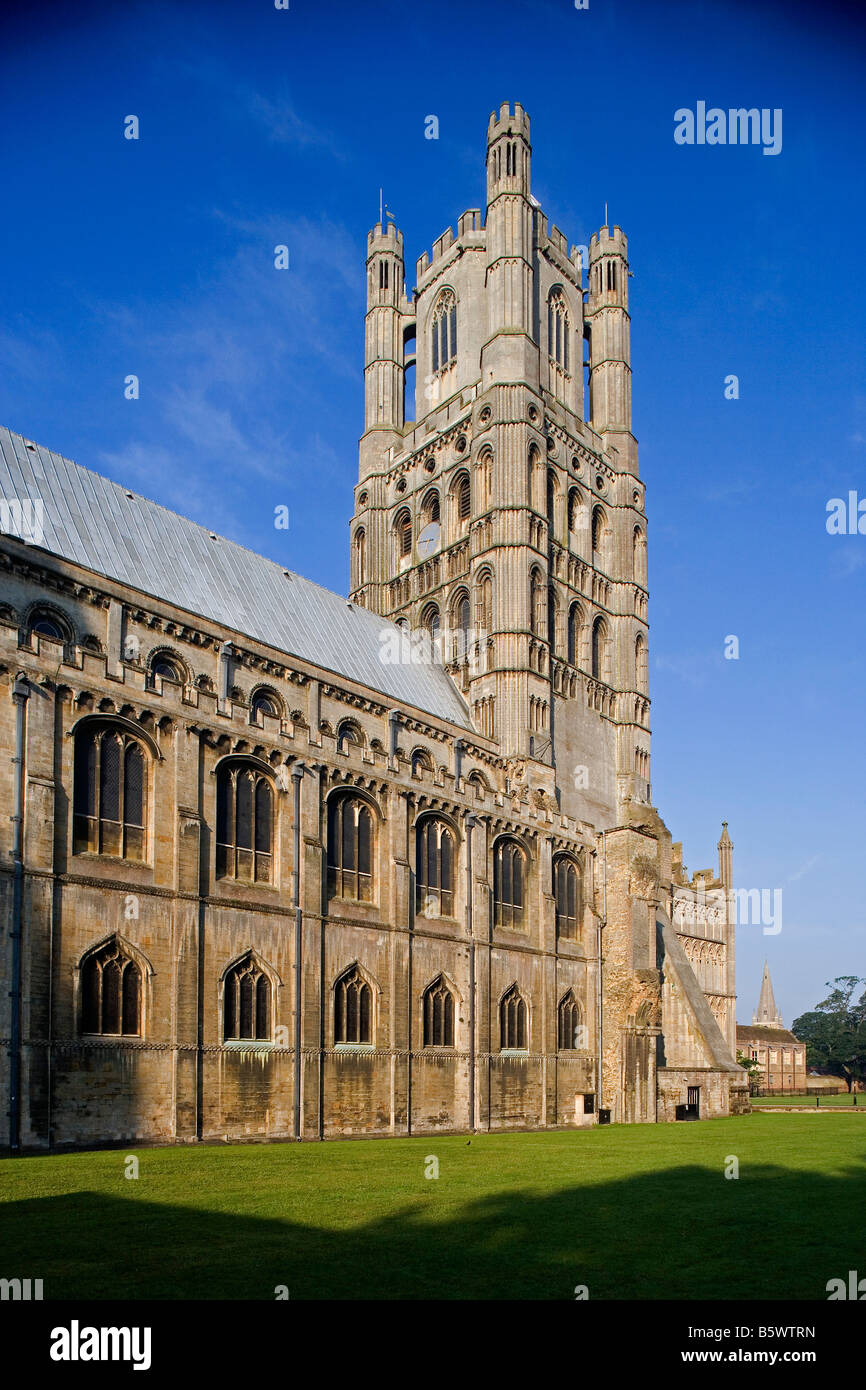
736;963;806;1092
0;103;749;1151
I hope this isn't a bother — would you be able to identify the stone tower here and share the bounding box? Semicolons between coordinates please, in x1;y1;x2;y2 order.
349;101;650;829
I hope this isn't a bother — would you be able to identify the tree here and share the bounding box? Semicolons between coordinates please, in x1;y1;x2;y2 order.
736;1051;762;1092
793;976;866;1092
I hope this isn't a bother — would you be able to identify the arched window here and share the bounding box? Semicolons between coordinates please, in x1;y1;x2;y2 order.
396;509;412;558
467;769;488;799
431;289;457;373
250;689;280;725
452;590;470;660
568;488;583;533
28;606;72;645
423;975;455;1047
546;470;556;533
591;506;605;560
454;473;471;525
354;528;366;586
421;603;440;660
558;990;583;1051
216;763;274;883
416;817;456;917
148;651;183;686
529;567;545;636
568;602;583;666
476;570;493;635
422;489;440;524
336;720;363;755
334;965;372;1043
494;838;526;929
223;954;271;1041
633;525;646;585
327;793;375;901
591;616;607;682
500;985;528;1050
548;290;570;371
73;724;147;859
80;938;141;1036
554;856;581;939
410;748;433;779
635;633;648;693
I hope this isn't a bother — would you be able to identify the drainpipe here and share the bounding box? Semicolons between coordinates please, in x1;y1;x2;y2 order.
465;813;478;1132
291;762;306;1139
10;673;30;1152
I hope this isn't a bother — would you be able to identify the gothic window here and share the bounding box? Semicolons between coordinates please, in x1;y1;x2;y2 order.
250;689;280;725
378;260;389;291
416;816;456;917
334;965;372;1044
494;838;526;929
354;527;367;585
327;793;375;902
454;472;471;525
477;448;493;508
421;602;440;658
223;954;272;1041
547;470;556;533
591;505;605;560
633;525;646;585
476;570;493;635
568;488;583;533
548;290;570;371
558;990;582;1051
423;975;455;1047
148;651;184;686
467;769;488;799
431;290;457;373
396;509;412;558
216;762;274;883
530;567;545;636
635;634;648;693
554;856;581;939
80;938;141;1036
73;724;147;860
591;617;608;682
452;589;470;660
568;602;583;666
336;720;363;754
500;984;528;1050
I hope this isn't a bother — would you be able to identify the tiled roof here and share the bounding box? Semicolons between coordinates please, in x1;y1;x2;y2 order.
0;426;474;729
736;1024;802;1045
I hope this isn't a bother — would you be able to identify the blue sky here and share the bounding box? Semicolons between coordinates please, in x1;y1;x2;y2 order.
1;0;864;1023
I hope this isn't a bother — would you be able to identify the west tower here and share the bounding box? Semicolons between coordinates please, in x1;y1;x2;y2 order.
350;103;650;829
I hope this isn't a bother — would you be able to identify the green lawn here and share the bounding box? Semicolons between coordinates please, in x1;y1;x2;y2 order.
1;1115;864;1300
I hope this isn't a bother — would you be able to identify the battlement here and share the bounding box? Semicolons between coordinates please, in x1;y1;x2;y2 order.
487;100;531;143
549;224;568;257
416;210;484;283
589;225;628;259
367;222;404;255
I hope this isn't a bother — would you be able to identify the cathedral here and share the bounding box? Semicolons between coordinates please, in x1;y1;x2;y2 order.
0;102;748;1150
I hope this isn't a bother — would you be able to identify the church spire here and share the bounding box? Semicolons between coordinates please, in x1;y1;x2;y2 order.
753;961;783;1027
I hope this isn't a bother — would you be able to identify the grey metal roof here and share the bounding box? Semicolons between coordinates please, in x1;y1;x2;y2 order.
0;425;474;730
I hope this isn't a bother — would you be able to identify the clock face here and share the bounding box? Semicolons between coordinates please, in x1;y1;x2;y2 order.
417;521;441;557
